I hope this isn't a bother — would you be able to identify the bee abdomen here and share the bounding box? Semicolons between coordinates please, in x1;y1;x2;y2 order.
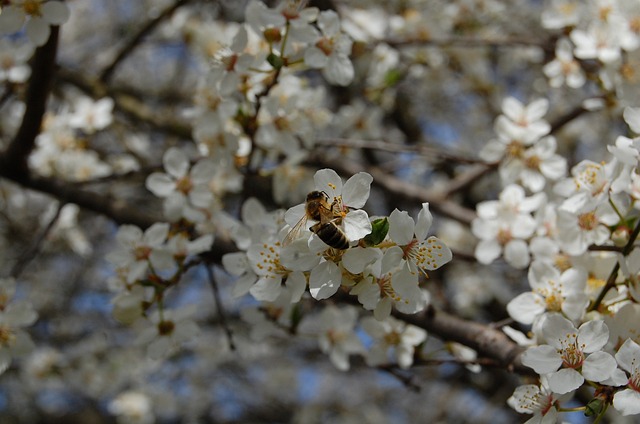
315;223;350;250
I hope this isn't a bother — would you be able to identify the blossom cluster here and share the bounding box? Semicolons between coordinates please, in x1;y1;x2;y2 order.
474;84;640;421
107;222;213;359
0;0;70;46
28;95;126;182
0;277;38;375
7;0;640;421
222;168;452;370
542;0;640;91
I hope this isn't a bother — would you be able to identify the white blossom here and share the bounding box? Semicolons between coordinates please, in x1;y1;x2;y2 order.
522;313;616;394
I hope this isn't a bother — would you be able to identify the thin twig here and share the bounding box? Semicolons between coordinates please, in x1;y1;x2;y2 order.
589;219;640;312
312;156;477;224
10;202;63;278
205;264;236;351
317;137;484;165
376;365;421;392
550;102;594;134
100;0;192;83
385;36;549;50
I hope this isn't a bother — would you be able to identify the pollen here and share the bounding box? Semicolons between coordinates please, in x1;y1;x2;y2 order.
577;211;597;231
0;325;15;346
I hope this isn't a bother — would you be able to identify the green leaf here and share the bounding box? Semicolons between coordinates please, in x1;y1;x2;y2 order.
363;217;389;246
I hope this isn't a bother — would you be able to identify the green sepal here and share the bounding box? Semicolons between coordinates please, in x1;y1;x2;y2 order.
289;303;303;334
363;218;389;246
267;53;284;70
384;69;402;87
584;398;605;417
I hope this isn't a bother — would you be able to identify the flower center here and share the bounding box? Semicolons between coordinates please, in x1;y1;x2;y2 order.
506;140;524;159
134;245;152;261
23;0;42;16
378;274;399;302
0;325;15;347
524;154;541;170
559;335;585;369
256;243;287;276
577;211;597;231
384;331;401;346
316;38;335;56
175;176;193;195
497;227;512;245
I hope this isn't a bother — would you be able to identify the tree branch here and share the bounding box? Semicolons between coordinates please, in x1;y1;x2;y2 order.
395;305;530;375
0;26;59;178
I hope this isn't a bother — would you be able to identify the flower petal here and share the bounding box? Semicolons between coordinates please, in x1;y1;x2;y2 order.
314;169;342;200
341;172;373;208
388;209;414;245
547;368;583;394
309;261;342;300
343;210;372;241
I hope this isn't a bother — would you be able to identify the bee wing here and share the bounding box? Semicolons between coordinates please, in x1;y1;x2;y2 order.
282;214;310;246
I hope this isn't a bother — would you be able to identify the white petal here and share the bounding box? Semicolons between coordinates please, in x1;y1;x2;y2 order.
388;209;414;245
309;261;342;300
323;53;354;86
561;293;589;322
414;203;433;241
342;247;381;274
623;106;640;134
249;276;282;302
542;314;577;349
304;47;329;68
222;252;249;276
190;159;216;183
582;351;616;382
146;173;175;197
0;8;25;34
343;210;372;241
421;237;452;270
5;302;37;327
504;239;530;269
506;292;545;324
615;338;640;373
163;147;189;179
0;349;11;375
578;320;609;353
285;271;306;303
143;223;170;246
526;98;550;121
373;297;392;320
341;172;373;208
474;239;501;265
313;169;342;200
42;2;70;24
614;389;640;415
231;273;257;298
26;18;50;46
521;345;562;374
547;368;583;394
501;97;523;122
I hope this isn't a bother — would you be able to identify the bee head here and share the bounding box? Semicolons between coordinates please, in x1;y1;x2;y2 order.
306;191;328;202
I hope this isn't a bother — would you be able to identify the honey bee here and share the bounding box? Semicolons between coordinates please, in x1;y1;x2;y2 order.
283;191;350;250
